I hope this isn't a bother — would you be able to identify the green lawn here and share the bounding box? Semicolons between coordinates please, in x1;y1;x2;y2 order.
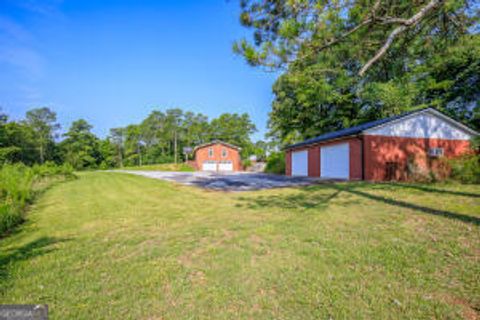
117;163;194;172
1;172;479;319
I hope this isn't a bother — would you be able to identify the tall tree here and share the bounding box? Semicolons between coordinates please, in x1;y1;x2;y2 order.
235;0;479;144
234;0;477;75
124;125;145;166
164;109;184;164
24;107;60;163
109;128;126;167
60;119;100;169
210;113;257;156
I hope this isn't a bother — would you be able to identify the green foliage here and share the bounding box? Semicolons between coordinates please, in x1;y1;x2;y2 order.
0;164;34;234
0;163;74;235
0;107;258;170
25;107;60;163
109;109;257;167
210;113;257;158
264;151;285;174
237;0;479;146
0;117;39;165
449;154;480;184
59;119;101;170
242;159;252;169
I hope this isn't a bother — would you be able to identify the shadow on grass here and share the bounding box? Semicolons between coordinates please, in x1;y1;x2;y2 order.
0;236;71;283
384;183;480;198
328;184;480;226
239;182;480;226
238;189;343;210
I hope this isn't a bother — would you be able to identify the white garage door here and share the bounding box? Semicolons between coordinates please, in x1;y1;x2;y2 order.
321;143;349;179
202;161;217;171
218;161;233;171
291;150;308;176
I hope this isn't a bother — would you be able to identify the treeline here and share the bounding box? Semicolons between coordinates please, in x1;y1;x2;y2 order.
0;107;267;170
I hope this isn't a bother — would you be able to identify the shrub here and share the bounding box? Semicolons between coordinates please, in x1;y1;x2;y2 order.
0;164;35;234
0;163;74;235
99;161;109;170
449;153;480;184
264;152;285;174
242;159;252;169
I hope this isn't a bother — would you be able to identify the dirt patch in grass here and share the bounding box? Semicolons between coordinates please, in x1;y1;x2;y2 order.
439;294;479;320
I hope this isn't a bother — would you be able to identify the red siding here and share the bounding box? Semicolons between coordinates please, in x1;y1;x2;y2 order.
308;146;320;177
348;139;363;180
363;135;472;181
285;150;292;176
194;143;242;171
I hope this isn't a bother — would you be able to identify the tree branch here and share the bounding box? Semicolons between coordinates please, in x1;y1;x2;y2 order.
359;0;443;76
317;18;373;51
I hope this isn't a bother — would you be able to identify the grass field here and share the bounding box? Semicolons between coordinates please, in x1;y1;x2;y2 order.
118;163;194;172
0;172;479;319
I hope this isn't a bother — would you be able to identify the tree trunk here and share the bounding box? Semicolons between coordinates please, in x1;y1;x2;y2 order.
39;144;44;164
138;145;142;166
174;130;178;164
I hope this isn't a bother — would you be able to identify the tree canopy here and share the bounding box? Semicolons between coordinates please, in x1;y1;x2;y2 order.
235;0;479;145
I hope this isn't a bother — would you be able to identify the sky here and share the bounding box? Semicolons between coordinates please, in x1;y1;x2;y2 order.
0;0;278;141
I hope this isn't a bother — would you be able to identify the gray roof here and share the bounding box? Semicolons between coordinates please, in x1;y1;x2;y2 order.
193;140;241;153
286;107;477;149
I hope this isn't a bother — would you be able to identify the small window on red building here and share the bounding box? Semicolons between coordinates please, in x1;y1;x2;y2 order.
208;148;213;158
428;148;444;157
221;148;228;158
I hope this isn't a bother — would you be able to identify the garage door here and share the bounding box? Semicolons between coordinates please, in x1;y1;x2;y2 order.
218;161;233;171
291;150;308;176
202;161;217;171
321;143;349;179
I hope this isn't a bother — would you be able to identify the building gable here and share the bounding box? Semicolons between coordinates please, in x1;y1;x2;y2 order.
364;109;475;140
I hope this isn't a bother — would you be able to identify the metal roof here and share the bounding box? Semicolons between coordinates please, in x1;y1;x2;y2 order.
193;140;241;153
286;107;477;149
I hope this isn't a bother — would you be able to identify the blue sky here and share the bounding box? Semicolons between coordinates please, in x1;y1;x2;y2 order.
0;0;278;141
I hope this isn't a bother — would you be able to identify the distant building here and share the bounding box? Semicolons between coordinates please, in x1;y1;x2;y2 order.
193;140;242;172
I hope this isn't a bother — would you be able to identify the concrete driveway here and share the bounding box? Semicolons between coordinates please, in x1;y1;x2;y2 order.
117;170;317;191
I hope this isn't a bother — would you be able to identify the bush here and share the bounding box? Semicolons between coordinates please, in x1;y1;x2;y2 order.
99;161;109;170
449;153;480;184
264;152;285;174
242;159;252;169
32;161;75;177
0;163;74;235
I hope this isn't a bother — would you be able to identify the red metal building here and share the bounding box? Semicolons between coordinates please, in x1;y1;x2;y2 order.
285;108;478;181
193;140;242;172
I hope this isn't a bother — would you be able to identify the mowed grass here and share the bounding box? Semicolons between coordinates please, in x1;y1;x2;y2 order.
0;172;479;319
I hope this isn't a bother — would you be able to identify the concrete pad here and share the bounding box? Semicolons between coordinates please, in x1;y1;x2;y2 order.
115;171;318;191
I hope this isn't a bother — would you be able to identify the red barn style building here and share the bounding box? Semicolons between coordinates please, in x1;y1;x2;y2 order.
193;140;242;172
285;108;478;181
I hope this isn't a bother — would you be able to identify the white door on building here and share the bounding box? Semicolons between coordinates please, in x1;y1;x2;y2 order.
291;150;308;176
320;143;349;179
202;161;217;171
218;161;233;171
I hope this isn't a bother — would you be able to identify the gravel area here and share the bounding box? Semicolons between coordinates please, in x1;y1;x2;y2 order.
116;171;318;191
